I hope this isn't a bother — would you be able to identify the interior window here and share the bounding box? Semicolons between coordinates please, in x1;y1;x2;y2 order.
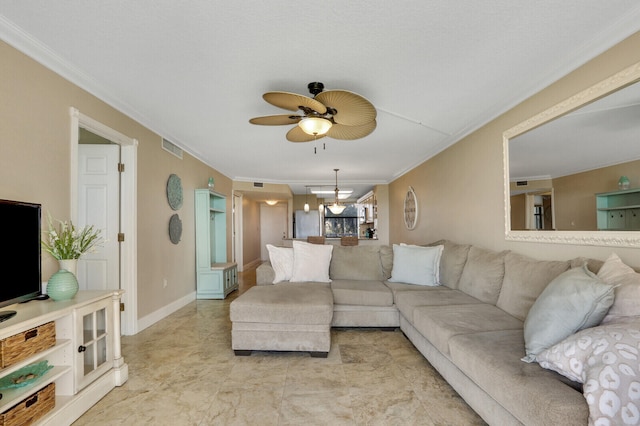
324;204;359;237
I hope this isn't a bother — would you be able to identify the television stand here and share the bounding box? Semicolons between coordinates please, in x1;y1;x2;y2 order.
0;290;127;425
0;311;16;322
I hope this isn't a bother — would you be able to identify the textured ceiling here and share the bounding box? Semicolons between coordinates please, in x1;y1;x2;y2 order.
1;1;640;199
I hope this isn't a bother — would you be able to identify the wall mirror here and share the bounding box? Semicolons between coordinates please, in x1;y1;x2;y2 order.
503;60;640;247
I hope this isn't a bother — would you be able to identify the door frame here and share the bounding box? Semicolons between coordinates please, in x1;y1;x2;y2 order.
70;107;138;336
232;192;244;272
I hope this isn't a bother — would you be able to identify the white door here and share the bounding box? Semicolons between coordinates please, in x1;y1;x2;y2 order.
77;144;120;291
260;204;287;260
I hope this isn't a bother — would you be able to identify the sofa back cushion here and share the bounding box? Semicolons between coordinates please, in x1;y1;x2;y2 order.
330;245;385;281
496;252;570;321
458;246;509;304
430;240;471;289
379;245;393;280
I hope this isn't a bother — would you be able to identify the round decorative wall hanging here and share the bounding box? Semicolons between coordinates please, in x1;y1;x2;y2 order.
169;213;182;244
166;174;183;210
404;186;418;230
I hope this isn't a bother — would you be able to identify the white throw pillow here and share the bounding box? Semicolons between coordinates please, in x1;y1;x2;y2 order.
597;253;640;324
266;244;294;283
522;264;614;363
536;321;640;425
388;244;443;286
290;241;333;283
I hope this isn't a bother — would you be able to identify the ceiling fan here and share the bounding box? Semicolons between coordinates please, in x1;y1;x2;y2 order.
249;82;377;142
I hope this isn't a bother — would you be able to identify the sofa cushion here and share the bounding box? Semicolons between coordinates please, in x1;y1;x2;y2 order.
330;279;393;307
449;329;588;425
256;261;276;285
329;245;384;281
412;303;523;356
522;265;615;362
496;252;570;321
379;245;393;280
229;283;333;324
290;241;333;283
394;287;482;323
388;244;443;286
458;246;509;304
570;257;604;274
266;244;294;283
429;240;471;289
596;253;640;324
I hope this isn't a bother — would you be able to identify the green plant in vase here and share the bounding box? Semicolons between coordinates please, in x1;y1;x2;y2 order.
41;214;103;300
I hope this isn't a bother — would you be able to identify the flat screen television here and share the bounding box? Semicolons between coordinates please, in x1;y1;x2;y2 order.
0;199;42;316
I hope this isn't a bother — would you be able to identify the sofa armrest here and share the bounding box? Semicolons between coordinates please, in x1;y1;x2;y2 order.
256;262;275;285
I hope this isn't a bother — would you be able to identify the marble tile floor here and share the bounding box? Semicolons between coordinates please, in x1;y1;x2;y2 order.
73;269;486;426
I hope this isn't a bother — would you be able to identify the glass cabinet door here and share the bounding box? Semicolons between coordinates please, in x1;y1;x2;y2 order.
75;299;112;391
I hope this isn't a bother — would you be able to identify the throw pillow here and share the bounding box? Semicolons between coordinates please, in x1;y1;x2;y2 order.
266;244;294;283
388;244;443;286
536;321;640;425
597;253;640;325
290;241;333;283
522;264;615;363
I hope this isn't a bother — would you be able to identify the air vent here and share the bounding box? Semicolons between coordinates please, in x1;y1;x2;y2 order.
162;138;183;159
516;181;528;186
253;182;264;188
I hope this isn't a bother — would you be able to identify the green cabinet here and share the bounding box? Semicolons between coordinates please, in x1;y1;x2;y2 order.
195;189;238;299
596;188;640;230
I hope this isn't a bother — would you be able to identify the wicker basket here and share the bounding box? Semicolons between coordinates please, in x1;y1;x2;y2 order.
0;322;56;368
0;382;55;426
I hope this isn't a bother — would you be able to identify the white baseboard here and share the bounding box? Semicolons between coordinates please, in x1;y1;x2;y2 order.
136;291;196;333
243;258;263;270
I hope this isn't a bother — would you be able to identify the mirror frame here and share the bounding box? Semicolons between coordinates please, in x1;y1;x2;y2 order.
503;60;640;248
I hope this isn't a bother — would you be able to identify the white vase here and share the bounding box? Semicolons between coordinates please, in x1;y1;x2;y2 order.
58;259;78;275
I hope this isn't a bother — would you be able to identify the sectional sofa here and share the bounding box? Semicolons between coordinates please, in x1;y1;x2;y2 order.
232;240;640;425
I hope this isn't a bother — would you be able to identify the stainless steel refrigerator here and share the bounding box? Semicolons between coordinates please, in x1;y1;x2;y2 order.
294;210;321;239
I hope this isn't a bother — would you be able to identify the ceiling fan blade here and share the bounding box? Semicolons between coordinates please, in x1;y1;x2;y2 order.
327;120;377;140
286;125;326;142
249;114;302;125
263;92;327;114
315;90;376;126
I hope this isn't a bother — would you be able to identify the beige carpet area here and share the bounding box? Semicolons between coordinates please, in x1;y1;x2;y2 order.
73;270;486;425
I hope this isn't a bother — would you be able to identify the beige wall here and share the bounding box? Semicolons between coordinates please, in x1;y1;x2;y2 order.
389;31;640;267
241;197;261;268
0;40;232;320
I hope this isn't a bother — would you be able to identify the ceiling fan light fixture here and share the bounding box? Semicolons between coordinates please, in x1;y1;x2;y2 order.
298;117;332;136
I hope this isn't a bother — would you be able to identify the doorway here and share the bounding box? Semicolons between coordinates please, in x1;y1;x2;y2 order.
70;108;138;335
260;204;288;260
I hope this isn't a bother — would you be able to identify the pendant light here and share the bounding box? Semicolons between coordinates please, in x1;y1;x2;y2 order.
304;187;310;212
328;169;346;215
